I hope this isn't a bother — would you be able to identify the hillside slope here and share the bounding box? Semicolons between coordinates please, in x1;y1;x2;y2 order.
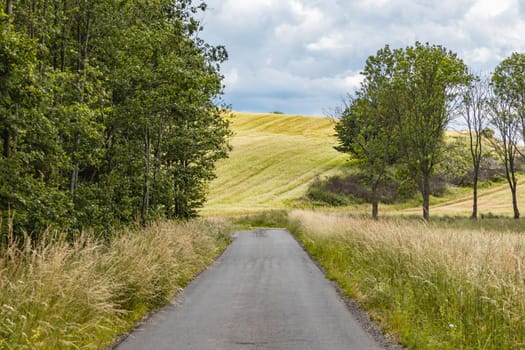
203;112;525;218
402;182;525;217
202;113;348;214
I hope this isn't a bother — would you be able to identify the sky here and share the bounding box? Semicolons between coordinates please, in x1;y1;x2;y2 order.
199;0;525;116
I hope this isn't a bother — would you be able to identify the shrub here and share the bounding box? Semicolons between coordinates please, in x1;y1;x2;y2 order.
306;174;406;206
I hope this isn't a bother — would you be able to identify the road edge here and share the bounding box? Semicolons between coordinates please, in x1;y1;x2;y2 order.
285;228;406;350
105;233;235;350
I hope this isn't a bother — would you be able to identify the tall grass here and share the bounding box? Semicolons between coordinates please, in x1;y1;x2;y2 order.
0;219;230;349
289;210;525;349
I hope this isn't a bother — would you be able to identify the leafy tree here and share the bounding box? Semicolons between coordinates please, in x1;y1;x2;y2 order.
393;42;469;220
492;53;525;142
0;6;72;234
460;74;491;219
335;43;469;220
488;81;522;219
335;46;400;219
0;0;230;237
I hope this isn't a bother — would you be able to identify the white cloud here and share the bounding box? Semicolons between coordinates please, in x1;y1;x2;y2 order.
223;68;239;88
341;73;364;91
466;0;515;19
306;34;347;52
201;0;525;116
463;47;502;65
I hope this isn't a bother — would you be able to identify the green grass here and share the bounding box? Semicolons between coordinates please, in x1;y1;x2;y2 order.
202;112;348;215
284;210;525;350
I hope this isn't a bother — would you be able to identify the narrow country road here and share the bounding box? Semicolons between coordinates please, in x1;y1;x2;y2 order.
115;229;388;350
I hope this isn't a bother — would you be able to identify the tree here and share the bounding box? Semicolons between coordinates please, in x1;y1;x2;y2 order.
0;0;231;237
334;46;399;219
0;7;73;234
461;74;491;219
394;42;469;220
492;53;525;142
487;94;521;219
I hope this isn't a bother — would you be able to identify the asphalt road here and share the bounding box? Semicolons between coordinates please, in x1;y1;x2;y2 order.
115;229;387;350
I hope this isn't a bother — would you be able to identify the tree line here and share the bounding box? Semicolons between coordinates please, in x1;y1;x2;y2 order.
335;42;525;220
0;0;231;239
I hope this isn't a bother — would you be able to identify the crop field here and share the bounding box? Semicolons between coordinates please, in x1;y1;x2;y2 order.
204;112;525;219
402;182;525;217
202;112;348;215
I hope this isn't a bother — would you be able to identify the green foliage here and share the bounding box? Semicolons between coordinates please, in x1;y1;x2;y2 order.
490;53;525;219
0;1;230;238
334;46;400;218
334;42;470;219
492;52;525;123
394;43;470;219
434;137;471;186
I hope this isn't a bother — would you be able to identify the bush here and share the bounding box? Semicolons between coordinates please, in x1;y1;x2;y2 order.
306;174;407;206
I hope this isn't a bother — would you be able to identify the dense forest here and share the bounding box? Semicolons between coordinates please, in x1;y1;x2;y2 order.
0;0;231;238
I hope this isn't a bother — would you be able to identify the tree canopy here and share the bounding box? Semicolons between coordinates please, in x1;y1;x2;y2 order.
0;0;231;238
335;43;470;220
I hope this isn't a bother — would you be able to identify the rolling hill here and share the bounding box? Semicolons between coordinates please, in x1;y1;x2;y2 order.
201;112;348;214
203;112;524;218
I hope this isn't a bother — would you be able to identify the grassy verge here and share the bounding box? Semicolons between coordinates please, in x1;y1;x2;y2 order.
285;210;525;350
0;219;231;349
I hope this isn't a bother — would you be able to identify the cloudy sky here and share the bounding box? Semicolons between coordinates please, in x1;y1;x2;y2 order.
199;0;525;116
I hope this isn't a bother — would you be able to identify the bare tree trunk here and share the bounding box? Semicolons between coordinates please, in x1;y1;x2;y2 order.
422;174;430;220
471;154;481;219
152;115;165;208
70;137;79;198
40;0;48;74
512;186;520;219
60;0;68;72
174;183;180;219
142;126;150;224
371;198;379;220
471;175;478;219
2;129;10;158
502;144;520;219
510;154;519;219
70;163;78;197
371;180;379;220
6;0;12;16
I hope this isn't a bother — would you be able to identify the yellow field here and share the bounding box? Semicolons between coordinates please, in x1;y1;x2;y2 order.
204;112;524;218
202;112;348;214
404;182;525;217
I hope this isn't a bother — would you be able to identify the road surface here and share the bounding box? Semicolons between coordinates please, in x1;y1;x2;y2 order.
115;229;387;350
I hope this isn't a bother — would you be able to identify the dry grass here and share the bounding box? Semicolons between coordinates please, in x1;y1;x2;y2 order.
289;209;525;349
202;112;348;215
202;112;525;219
0;220;230;349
